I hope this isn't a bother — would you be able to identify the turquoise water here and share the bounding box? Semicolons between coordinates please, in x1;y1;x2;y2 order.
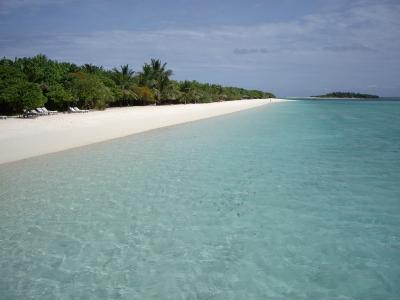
1;100;400;299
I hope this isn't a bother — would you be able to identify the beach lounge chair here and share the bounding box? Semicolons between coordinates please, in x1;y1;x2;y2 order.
22;109;39;118
68;107;79;113
41;107;58;115
35;108;48;115
30;109;42;116
74;107;89;113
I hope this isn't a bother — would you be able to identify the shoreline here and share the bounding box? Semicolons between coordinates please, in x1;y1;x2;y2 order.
0;98;288;165
287;97;380;100
308;97;379;100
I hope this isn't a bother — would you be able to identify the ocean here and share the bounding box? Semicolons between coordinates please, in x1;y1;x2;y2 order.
0;99;399;299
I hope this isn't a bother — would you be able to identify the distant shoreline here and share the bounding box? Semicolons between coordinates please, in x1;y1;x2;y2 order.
308;97;380;100
0;99;288;164
285;97;382;100
311;92;379;99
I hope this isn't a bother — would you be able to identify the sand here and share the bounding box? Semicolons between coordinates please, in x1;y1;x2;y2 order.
0;99;287;164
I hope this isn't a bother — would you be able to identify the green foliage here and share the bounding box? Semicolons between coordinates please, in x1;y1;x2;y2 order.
313;92;379;98
163;80;182;103
0;64;26;86
0;65;46;113
68;72;113;110
0;57;14;67
139;59;173;104
14;54;76;87
81;64;104;74
176;80;275;104
0;54;275;114
17;82;47;111
112;64;135;89
110;65;138;106
112;86;138;106
134;86;155;104
46;84;74;110
0;81;46;113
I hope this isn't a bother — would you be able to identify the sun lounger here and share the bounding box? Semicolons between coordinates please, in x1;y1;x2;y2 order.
69;106;89;113
41;107;58;115
68;107;79;113
22;109;39;118
74;107;89;113
30;109;41;116
35;108;48;115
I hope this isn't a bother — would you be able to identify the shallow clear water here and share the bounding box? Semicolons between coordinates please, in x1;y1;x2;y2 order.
1;100;399;299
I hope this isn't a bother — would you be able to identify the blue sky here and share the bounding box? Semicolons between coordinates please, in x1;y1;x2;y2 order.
0;0;399;96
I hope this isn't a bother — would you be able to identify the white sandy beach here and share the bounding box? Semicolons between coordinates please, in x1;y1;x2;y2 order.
0;98;287;164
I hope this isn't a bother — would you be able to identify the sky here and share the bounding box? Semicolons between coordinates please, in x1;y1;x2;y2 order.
0;0;399;96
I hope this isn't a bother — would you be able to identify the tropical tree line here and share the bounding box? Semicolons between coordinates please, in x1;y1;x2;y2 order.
0;54;275;114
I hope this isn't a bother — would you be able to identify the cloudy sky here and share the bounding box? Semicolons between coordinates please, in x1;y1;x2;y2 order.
0;0;399;96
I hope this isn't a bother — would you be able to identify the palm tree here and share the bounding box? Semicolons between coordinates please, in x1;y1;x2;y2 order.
139;59;173;104
179;80;202;104
112;64;135;89
111;64;138;106
82;64;104;74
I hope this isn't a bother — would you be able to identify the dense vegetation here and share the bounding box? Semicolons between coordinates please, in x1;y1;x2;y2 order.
0;54;275;115
312;92;379;98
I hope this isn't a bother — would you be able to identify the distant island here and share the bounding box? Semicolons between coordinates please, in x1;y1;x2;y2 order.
311;92;379;99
